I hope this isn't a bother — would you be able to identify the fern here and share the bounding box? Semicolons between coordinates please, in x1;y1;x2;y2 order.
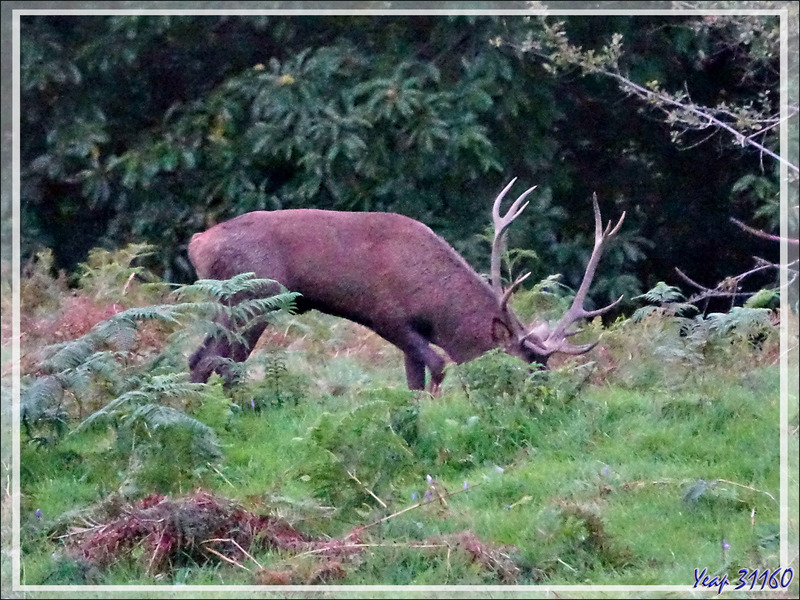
174;271;299;338
23;345;132;439
623;281;778;380
629;305;659;322
176;295;298;349
22;272;299;494
24;294;202;443
71;351;126;387
172;273;300;385
115;401;223;496
653;324;706;367
41;338;98;373
40;304;186;374
247;352;308;409
260;352;289;408
173;275;300;324
631;282;697;321
307;398;419;513
633;281;685;304
74;373;223;493
706;307;773;338
174;273;299;307
231;295;299;324
508;274;575;323
75;243;166;303
109;304;184;324
20;375;67;440
125;403;222;463
531;273;569;295
75;374;208;432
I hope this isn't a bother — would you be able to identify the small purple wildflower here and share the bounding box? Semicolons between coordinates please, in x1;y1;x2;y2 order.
250;398;256;410
424;490;433;502
36;509;42;519
463;480;469;489
412;492;418;501
722;540;731;550
602;466;610;476
426;474;433;484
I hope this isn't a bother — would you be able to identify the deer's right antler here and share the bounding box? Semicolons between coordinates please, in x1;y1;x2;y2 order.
524;193;625;355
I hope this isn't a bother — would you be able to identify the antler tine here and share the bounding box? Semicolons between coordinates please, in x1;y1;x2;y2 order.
581;293;624;318
490;179;537;297
492;178;535;231
593;192;626;242
555;341;598;355
532;193;625;352
499;271;531;314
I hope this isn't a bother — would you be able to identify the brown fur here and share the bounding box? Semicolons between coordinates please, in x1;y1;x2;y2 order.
188;209;544;391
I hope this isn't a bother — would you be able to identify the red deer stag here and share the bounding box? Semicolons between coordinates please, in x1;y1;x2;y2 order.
187;179;625;392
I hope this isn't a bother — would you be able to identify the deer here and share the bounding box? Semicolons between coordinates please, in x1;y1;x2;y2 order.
187;179;625;393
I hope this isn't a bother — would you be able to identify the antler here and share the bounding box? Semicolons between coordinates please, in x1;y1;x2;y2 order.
525;193;626;355
490;178;537;303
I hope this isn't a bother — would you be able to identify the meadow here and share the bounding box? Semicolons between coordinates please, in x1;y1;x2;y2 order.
3;245;796;597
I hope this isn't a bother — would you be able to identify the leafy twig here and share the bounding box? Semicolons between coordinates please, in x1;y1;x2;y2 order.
604;70;798;173
512;19;798;173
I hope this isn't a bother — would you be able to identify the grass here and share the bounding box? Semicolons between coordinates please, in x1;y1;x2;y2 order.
3;263;797;596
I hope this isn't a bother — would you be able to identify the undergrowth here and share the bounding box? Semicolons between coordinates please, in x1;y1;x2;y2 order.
6;256;796;593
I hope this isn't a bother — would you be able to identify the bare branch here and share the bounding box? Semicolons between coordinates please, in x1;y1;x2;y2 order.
347;469;387;508
674;254;798;306
674;267;753;303
362;481;478;531
730;218;800;247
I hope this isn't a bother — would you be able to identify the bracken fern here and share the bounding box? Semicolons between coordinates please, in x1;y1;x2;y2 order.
21;273;298;494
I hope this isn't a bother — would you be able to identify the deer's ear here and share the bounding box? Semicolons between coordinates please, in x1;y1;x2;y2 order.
491;317;515;345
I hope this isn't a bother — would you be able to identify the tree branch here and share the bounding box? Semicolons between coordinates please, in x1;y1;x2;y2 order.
730;217;800;247
513;20;798;173
602;69;798;174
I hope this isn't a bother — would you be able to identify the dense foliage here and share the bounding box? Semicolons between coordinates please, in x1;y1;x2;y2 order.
19;10;792;311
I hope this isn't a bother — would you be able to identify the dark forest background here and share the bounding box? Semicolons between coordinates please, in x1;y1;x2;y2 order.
15;9;795;313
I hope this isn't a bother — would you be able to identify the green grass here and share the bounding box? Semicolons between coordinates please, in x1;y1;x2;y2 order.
9;307;795;594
